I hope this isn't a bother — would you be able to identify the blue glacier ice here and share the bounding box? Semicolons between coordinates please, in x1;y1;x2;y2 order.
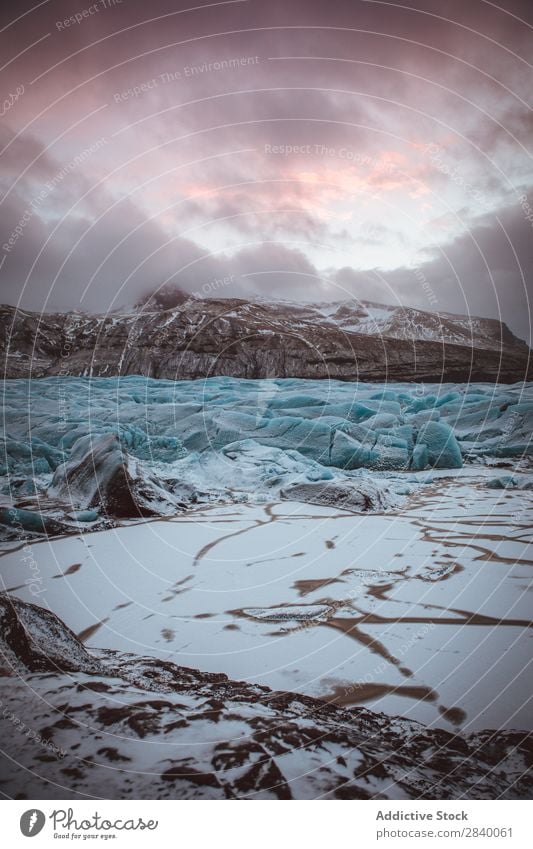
1;378;532;497
415;421;462;469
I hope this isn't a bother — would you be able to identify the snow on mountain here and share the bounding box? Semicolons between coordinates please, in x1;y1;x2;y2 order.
0;297;530;382
251;296;528;351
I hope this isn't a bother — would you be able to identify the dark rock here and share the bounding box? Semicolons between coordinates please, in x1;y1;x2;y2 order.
49;433;195;518
1;300;530;383
280;479;397;511
0;594;101;675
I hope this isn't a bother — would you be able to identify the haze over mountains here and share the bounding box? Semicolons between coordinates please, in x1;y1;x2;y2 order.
1;295;530;382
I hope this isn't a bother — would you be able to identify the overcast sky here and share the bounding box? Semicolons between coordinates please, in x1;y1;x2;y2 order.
1;0;532;341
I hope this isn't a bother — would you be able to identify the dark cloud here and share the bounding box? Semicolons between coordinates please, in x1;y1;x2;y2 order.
0;0;532;339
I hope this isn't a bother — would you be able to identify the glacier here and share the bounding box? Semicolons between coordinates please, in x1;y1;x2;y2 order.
1;377;532;531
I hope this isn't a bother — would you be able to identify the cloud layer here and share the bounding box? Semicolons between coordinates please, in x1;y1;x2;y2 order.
0;0;532;341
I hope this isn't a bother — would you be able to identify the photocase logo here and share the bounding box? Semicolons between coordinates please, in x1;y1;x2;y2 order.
20;810;45;837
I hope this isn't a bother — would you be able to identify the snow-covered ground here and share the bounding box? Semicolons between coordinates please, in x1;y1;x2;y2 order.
2;467;531;734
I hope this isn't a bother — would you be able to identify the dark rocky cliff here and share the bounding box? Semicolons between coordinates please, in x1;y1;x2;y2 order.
1;298;530;382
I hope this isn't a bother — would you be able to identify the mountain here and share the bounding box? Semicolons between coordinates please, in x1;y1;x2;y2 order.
1;298;530;382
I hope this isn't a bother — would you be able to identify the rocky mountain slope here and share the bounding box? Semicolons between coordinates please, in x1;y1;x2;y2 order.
1;298;530;382
1;594;531;800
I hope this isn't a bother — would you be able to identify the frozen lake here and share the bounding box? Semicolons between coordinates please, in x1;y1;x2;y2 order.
2;468;531;733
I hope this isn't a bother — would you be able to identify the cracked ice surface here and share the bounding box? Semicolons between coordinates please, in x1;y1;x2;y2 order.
2;473;531;733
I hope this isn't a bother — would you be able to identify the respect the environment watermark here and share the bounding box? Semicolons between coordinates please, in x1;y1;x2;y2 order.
0;699;66;760
2;137;108;254
113;57;260;102
55;0;124;30
423;143;492;211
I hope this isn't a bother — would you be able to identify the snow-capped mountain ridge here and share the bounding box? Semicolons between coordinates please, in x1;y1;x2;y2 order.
1;297;530;382
242;296;527;352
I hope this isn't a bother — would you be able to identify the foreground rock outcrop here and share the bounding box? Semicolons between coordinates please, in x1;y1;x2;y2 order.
1;298;530;382
0;594;531;800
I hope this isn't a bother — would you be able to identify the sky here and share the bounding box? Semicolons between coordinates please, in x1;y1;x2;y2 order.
0;0;532;342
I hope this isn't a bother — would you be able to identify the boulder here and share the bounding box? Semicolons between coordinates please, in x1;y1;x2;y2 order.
280;479;398;512
49;433;195;518
0;593;101;675
0;505;68;536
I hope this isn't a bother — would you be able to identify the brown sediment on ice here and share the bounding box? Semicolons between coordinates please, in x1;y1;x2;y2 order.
192;504;277;567
324;620;403;668
439;705;468;725
322;681;437;706
52;562;82;579
325;612;533;630
293;575;345;596
77;618;109;643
